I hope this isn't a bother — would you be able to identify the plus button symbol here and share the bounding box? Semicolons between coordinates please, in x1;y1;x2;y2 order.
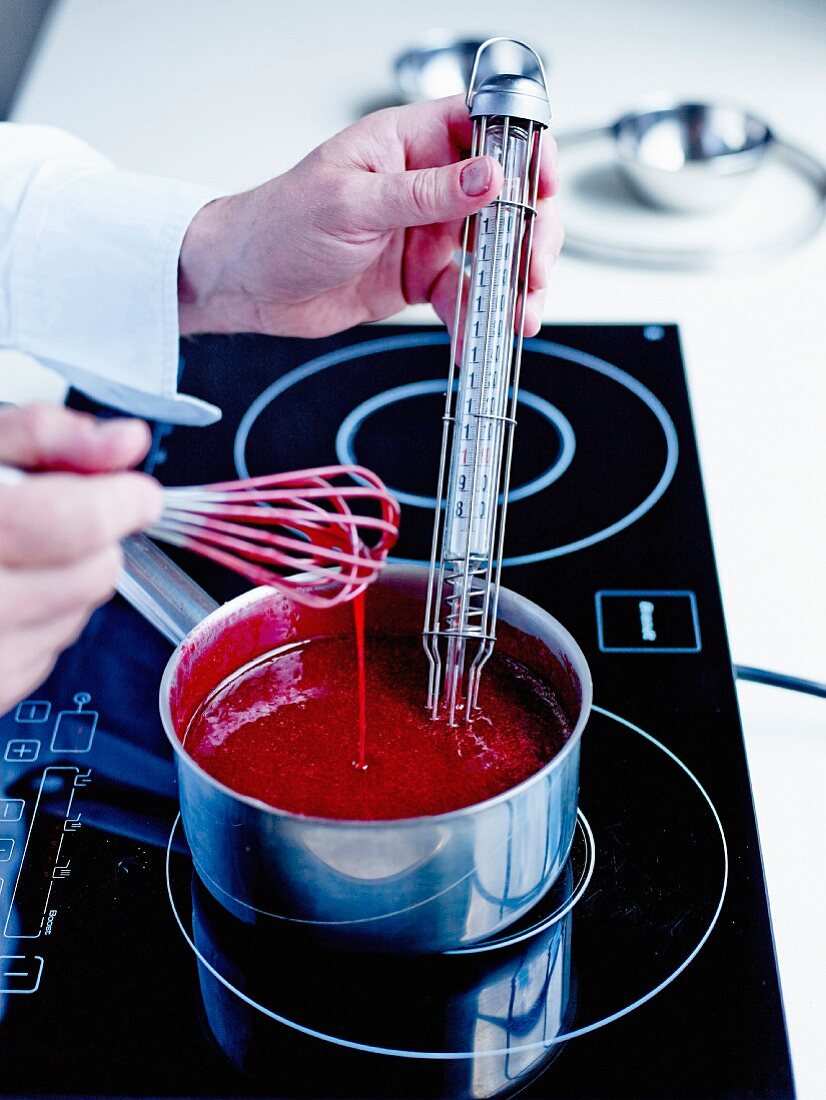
4;739;41;763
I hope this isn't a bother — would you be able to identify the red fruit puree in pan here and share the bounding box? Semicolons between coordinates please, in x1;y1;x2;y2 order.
182;610;573;821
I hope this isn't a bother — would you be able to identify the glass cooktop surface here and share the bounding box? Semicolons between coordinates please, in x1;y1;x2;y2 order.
0;325;793;1098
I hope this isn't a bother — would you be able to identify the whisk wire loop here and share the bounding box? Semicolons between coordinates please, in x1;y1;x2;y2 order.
147;464;399;608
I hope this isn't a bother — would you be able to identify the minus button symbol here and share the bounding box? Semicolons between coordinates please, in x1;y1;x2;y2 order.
0;955;44;993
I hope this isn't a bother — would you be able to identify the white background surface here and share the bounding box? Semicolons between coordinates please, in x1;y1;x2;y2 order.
4;0;825;1093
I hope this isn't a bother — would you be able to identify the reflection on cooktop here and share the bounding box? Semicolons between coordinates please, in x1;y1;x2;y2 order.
163;708;725;1099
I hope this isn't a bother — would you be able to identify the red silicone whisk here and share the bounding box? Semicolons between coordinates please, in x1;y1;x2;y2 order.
146;465;399;608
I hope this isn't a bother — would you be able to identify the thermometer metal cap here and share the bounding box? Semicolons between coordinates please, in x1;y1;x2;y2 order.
469;73;551;128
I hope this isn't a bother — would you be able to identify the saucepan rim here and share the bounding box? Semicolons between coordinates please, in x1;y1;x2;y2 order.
158;564;592;828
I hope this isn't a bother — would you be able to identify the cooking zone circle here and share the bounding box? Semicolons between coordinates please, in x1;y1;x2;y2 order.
165;706;727;1060
233;332;679;567
334;379;577;510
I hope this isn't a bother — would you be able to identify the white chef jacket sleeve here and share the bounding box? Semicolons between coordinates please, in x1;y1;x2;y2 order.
0;123;223;425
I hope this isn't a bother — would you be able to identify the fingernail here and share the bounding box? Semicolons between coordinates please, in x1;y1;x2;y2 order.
94;419;150;456
96;418;145;439
460;158;492;197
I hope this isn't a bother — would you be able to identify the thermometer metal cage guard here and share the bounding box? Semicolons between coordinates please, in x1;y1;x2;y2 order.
424;39;551;725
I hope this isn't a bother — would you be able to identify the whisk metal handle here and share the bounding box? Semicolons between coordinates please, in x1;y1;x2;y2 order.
118;534;218;646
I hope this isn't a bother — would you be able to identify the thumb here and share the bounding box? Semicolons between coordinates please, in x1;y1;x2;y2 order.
357;155;502;232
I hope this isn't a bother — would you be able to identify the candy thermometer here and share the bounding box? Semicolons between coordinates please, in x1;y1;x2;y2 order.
423;38;551;725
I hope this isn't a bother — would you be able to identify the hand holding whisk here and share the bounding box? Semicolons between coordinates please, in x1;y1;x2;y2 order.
146;464;399;608
0;460;399;609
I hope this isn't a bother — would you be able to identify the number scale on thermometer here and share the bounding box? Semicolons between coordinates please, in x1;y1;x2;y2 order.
424;39;551;725
444;141;526;564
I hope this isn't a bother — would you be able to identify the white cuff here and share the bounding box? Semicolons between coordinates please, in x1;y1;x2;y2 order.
9;159;222;425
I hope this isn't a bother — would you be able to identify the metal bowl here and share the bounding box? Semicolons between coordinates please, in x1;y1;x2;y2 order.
613;102;774;212
393;34;546;102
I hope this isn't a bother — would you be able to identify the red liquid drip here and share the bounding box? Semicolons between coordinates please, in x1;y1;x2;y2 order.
353;592;367;771
184;630;573;821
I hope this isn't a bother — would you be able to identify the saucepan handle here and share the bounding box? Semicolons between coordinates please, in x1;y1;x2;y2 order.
118;533;219;646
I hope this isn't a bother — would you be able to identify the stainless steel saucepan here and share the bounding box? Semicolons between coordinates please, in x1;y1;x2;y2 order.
119;535;591;954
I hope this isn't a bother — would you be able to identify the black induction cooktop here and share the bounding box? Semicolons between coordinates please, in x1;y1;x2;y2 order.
0;325;793;1098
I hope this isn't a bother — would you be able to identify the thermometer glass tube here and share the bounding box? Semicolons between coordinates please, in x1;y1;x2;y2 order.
443;122;529;564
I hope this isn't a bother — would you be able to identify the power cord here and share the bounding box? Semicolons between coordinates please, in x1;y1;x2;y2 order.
734;665;826;700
